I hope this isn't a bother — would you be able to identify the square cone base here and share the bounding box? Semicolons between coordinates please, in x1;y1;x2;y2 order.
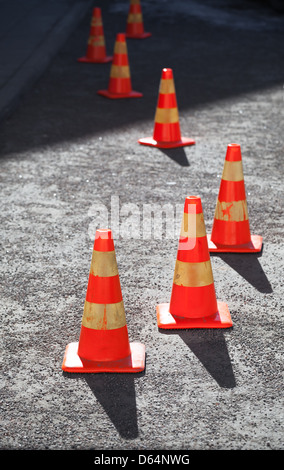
77;56;113;63
126;32;152;39
62;341;145;373
156;301;233;330
138;136;195;149
97;89;143;99
207;234;263;253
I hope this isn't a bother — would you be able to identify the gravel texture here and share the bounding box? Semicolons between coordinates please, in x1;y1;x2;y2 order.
0;0;283;453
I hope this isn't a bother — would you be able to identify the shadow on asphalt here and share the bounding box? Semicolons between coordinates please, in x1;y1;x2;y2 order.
160;329;236;389
212;250;273;293
63;370;145;439
159;147;190;167
85;372;145;439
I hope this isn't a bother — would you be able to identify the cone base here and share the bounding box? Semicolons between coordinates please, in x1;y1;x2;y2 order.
62;341;146;373
77;56;113;64
126;32;152;39
77;56;113;63
156;301;233;330
97;89;143;99
138;136;195;149
207;234;263;253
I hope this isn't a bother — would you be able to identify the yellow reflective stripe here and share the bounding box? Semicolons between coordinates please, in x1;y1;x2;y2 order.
173;259;214;287
179;212;207;238
91;18;103;27
88;36;105;46
114;41;128;54
159;79;176;95
155;107;179;124
127;13;143;23
89;250;118;277
82;301;126;330
110;65;130;78
214;200;248;221
222;160;244;182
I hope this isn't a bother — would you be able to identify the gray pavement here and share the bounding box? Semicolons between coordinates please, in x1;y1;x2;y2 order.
0;0;92;120
0;0;284;459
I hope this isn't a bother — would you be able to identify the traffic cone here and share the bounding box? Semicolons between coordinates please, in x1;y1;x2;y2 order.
126;0;151;39
208;144;263;253
156;196;233;329
78;7;113;63
62;229;146;373
138;68;195;148
97;33;143;99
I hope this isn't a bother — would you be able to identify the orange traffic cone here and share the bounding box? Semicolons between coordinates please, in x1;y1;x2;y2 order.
156;196;233;329
62;229;146;373
97;33;142;99
208;144;263;253
138;68;195;148
126;0;151;39
78;7;113;63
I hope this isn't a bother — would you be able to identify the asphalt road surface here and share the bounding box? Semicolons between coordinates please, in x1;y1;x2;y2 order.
0;0;283;458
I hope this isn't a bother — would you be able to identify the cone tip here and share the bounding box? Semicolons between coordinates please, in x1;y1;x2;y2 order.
116;33;126;42
161;68;173;80
184;196;203;214
95;228;113;238
94;229;115;252
226;143;242;161
93;7;101;15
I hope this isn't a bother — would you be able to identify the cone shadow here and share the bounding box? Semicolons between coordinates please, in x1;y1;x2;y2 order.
84;372;144;439
159;147;190;166
63;370;144;439
160;329;236;388
214;251;272;293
